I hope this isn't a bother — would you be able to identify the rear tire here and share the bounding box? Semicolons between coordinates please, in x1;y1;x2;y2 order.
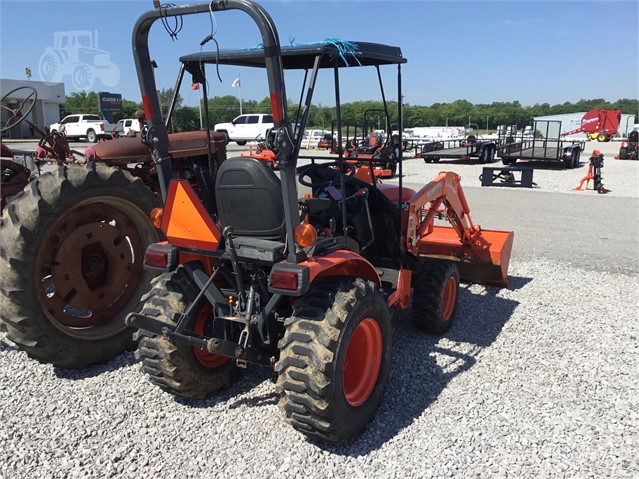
412;259;460;334
488;146;496;163
134;266;235;399
0;163;160;368
619;147;628;160
236;140;247;146
275;278;392;443
480;146;493;164
572;149;580;168
86;129;97;143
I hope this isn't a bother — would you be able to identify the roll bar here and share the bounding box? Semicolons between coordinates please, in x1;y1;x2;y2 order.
131;0;291;200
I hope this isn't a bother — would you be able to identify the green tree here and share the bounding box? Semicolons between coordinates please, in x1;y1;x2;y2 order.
62;91;100;116
172;106;200;132
206;95;241;123
159;87;183;118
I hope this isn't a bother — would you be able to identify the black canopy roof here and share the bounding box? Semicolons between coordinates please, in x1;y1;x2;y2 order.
179;41;406;74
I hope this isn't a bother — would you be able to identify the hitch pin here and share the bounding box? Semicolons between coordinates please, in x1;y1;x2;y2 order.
235;328;250;368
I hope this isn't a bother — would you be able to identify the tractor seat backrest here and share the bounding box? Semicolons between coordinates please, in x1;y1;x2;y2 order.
629;130;638;143
215;156;285;241
369;132;382;149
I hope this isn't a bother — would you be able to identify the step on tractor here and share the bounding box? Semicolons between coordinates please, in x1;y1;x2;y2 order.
0;86;228;368
126;0;514;443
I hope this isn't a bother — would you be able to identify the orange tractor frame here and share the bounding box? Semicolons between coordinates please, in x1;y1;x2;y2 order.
126;0;513;444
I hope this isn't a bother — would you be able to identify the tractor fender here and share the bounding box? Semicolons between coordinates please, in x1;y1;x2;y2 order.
304;250;381;288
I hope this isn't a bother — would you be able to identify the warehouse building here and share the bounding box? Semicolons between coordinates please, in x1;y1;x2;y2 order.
1;79;65;139
533;112;637;139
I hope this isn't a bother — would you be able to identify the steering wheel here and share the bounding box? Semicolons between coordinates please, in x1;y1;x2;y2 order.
1;86;38;133
298;161;357;188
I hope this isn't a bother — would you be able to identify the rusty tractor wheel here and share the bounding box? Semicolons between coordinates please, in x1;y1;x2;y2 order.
412;259;460;334
275;278;392;443
0;163;161;368
134;266;236;399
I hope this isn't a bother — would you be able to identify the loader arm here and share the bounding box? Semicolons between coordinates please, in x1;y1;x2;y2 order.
404;171;514;286
405;171;481;252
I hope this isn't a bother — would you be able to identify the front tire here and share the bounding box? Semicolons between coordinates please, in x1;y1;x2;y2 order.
0;163;160;368
134;266;235;399
412;259;460;333
275;278;392;443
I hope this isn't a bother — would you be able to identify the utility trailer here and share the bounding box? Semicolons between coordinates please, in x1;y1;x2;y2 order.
498;120;585;169
415;135;497;164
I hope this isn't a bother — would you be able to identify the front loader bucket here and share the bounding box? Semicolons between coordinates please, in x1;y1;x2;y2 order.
416;226;514;287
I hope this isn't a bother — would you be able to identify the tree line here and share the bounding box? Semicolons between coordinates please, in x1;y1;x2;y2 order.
63;90;638;133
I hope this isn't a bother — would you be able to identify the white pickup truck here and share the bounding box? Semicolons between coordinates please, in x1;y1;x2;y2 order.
214;113;274;145
49;114;114;143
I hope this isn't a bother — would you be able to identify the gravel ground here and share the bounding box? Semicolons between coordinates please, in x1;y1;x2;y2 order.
1;258;638;478
2;140;638;478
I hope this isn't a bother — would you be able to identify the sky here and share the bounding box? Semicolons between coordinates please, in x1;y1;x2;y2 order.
0;0;637;109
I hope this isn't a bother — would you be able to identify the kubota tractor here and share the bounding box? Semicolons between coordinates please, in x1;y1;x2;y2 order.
126;1;514;443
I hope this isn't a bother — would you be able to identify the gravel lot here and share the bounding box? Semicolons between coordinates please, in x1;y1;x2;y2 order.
1;139;638;478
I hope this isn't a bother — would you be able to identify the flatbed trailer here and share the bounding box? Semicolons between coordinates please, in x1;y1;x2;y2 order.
498;121;585;169
415;137;497;164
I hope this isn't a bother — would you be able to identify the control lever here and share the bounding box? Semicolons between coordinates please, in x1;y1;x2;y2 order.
329;218;336;236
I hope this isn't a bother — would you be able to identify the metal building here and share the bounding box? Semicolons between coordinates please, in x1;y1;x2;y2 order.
1;79;65;139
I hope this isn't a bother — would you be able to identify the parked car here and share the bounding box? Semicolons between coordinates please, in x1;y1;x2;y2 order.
213;113;274;145
49;114;114;142
116;118;141;137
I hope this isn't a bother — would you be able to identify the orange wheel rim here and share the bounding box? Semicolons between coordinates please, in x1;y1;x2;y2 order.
193;304;229;368
342;318;383;407
442;276;457;321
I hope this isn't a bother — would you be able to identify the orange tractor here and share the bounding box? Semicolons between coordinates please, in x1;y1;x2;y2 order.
126;0;514;443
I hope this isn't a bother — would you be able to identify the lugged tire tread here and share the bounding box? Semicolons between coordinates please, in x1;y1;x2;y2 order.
412;259;459;333
0;163;160;368
134;267;235;399
275;278;391;443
